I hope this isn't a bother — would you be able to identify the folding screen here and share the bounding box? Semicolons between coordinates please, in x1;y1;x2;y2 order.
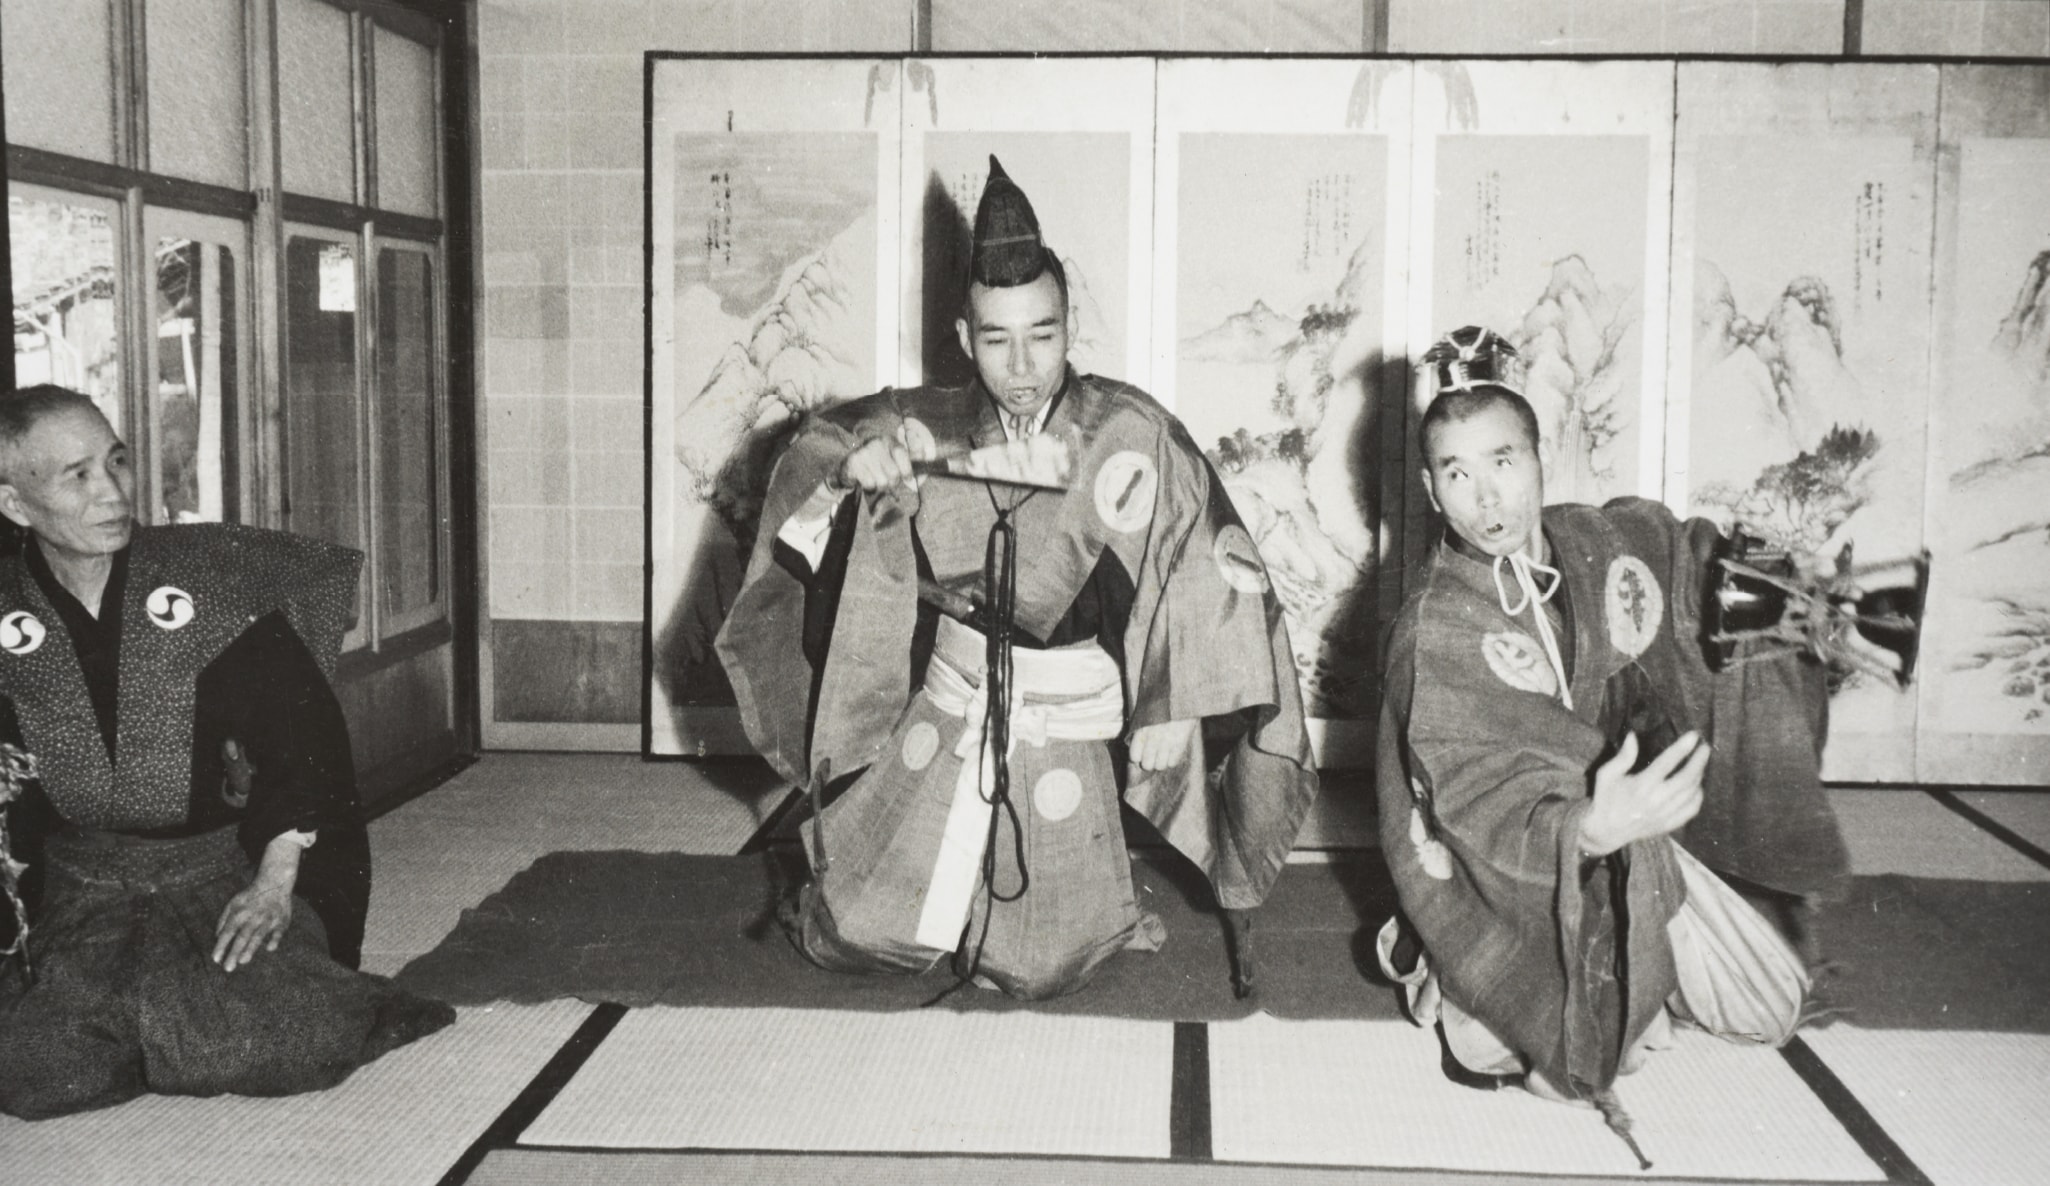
645;55;2050;784
1670;62;1939;782
1916;65;2050;784
647;59;901;755
1152;60;1411;772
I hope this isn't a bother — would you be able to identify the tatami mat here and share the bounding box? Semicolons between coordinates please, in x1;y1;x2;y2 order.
1291;770;1375;849
1954;789;2050;857
0;1001;594;1186
1207;1015;1880;1180
360;754;789;974
1828;789;2050;882
1802;1025;2050;1186
520;1006;1173;1158
467;1147;1824;1186
374;753;786;854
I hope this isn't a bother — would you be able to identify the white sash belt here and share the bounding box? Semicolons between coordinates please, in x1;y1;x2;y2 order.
912;615;1125;950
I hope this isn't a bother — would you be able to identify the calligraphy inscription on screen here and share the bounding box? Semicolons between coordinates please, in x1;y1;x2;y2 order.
1173;132;1389;720
646;57;898;755
656;132;877;713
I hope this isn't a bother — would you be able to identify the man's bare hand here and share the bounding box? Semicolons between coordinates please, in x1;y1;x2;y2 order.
213;881;292;972
1579;731;1710;858
1129;719;1198;772
838;424;936;495
213;832;306;972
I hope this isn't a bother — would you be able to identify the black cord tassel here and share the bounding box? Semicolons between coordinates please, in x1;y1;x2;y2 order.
924;485;1039;1004
1593;1087;1653;1171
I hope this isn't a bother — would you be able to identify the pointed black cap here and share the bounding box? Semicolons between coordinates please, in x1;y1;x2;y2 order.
969;155;1050;288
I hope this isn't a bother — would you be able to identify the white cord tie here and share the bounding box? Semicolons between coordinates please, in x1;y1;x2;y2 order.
1493;551;1573;710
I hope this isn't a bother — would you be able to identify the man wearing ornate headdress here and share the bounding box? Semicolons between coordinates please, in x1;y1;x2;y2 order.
1374;328;1845;1155
717;157;1317;999
0;384;452;1120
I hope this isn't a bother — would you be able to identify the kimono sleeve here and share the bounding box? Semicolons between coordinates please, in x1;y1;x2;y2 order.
1598;499;1845;897
715;413;864;786
1119;418;1316;911
715;396;921;788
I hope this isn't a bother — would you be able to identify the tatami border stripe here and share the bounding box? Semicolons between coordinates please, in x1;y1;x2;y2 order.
1929;790;2050;872
477;1141;1901;1183
1169;1020;1212;1160
436;1002;630;1186
1779;1036;1933;1185
737;787;805;856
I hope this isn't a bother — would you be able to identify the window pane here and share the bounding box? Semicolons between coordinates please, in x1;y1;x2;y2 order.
147;0;248;188
10;189;124;433
376;248;439;620
374;26;439;217
154;236;239;523
0;0;116;162
278;0;357;202
284;235;360;552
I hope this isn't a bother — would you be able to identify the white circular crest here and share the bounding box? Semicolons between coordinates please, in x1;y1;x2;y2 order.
1213;524;1270;594
146;585;196;631
1032;768;1084;823
1093;451;1158;534
0;610;46;656
901;721;940;772
1481;630;1558;698
1408;807;1454;881
1604;555;1664;659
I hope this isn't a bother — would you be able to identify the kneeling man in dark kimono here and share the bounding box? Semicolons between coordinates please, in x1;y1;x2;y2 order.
1376;330;1839;1151
0;384;453;1120
718;159;1318;999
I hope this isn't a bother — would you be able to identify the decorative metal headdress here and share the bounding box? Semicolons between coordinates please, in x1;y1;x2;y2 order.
1419;325;1526;395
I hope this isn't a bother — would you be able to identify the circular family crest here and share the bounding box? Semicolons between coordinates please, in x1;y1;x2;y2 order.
146;585;197;631
1033;768;1083;822
901;721;941;772
1093;451;1158;535
1408;806;1454;881
1213;525;1270;594
1481;630;1557;698
1604;556;1664;659
0;611;45;656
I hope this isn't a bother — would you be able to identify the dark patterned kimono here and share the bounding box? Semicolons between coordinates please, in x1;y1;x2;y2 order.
0;524;453;1120
718;370;1318;999
1377;499;1841;1102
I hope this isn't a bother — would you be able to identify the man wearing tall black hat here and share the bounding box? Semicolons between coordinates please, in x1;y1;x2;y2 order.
717;157;1317;999
1372;327;1852;1154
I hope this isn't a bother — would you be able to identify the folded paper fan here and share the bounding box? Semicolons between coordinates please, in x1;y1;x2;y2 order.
915;434;1073;490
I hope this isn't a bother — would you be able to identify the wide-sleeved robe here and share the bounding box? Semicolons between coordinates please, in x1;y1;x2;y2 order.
1377;498;1838;1097
718;372;1318;997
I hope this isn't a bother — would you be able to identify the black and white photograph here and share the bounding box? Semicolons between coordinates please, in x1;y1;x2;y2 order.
3;2;2047;1184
